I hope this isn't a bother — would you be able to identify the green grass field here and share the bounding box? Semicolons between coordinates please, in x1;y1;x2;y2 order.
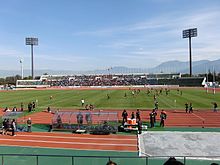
0;88;219;111
0;88;220;165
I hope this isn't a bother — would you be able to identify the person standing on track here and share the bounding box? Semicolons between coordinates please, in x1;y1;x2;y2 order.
56;115;62;128
212;102;218;112
131;112;135;119
85;110;92;125
149;111;155;128
152;109;157;124
189;103;193;113
185;103;189;113
5;119;10;135
11;119;16;136
136;109;141;121
27;118;32;132
137;119;142;134
77;112;83;127
122;109;128;125
2;118;7;135
160;110;167;127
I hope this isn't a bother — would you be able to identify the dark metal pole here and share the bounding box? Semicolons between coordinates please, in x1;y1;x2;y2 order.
189;36;192;77
2;155;4;165
36;155;38;165
31;44;34;79
145;157;148;165
72;156;74;165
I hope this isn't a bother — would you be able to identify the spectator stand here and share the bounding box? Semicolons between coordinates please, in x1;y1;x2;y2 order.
16;73;205;88
51;111;119;134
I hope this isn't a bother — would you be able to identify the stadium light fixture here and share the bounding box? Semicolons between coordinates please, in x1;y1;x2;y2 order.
25;37;38;79
182;28;197;77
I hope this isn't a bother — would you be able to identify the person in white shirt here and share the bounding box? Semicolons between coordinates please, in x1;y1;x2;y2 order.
81;99;85;107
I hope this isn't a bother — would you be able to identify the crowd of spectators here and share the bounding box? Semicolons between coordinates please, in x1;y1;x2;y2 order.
48;75;148;86
48;75;204;87
42;74;188;87
16;74;204;87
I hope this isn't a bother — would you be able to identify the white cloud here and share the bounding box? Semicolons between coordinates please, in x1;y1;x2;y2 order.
94;8;220;64
35;53;88;62
1;5;220;71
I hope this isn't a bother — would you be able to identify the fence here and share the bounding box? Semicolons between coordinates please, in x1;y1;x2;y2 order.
52;111;118;125
51;111;119;133
0;154;219;165
2;112;23;120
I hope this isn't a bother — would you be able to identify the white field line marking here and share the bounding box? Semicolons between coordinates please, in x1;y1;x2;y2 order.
16;134;136;141
0;139;136;147
139;151;152;157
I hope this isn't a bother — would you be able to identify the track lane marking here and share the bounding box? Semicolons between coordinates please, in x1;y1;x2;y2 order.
192;113;205;121
15;134;136;141
0;139;136;147
0;144;137;152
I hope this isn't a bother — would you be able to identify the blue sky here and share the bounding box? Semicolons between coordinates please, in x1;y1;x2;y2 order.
0;0;220;71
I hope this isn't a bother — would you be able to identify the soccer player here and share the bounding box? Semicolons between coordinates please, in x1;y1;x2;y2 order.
81;99;85;107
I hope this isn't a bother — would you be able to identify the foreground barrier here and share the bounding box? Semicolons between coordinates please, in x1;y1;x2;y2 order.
0;154;220;165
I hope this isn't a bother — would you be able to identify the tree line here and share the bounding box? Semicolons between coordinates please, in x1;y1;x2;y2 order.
0;75;32;85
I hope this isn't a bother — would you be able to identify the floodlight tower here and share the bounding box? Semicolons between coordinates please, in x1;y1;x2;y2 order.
182;28;197;77
25;37;38;79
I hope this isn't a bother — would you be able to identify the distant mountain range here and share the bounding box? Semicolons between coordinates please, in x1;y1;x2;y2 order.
0;59;220;77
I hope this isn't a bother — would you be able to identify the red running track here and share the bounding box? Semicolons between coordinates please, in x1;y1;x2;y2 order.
14;109;220;128
0;132;137;152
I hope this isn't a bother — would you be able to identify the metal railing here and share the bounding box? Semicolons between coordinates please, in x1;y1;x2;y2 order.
0;154;220;165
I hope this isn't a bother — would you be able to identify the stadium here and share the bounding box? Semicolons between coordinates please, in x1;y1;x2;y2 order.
1;1;220;165
0;71;220;165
